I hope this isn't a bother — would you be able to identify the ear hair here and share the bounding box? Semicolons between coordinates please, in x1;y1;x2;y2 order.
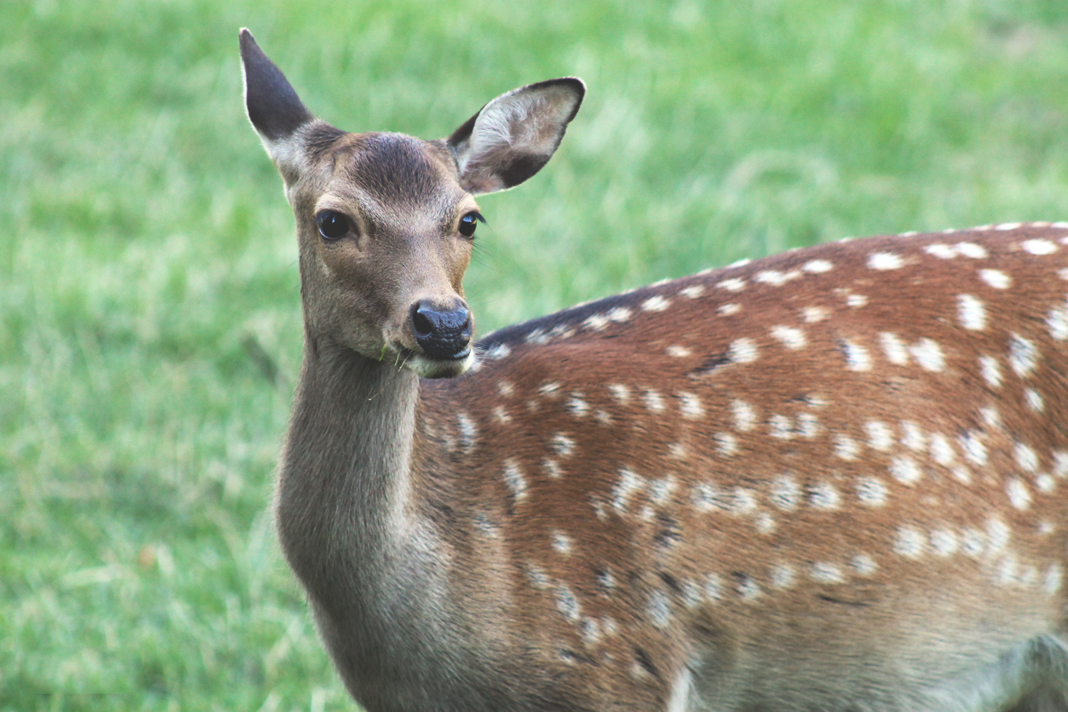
447;78;585;195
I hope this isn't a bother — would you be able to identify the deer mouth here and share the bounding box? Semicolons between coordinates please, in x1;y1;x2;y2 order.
395;346;474;379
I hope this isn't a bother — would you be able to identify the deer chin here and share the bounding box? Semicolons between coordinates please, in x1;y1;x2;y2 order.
397;346;474;379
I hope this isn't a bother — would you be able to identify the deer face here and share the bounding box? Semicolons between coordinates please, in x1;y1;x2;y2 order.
240;29;584;378
286;129;479;378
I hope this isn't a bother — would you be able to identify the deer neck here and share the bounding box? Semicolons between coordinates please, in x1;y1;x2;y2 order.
276;335;426;597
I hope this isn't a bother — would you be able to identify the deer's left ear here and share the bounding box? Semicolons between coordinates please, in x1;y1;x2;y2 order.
446;78;585;195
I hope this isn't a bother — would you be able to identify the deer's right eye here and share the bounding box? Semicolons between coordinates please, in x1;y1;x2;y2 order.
316;211;350;240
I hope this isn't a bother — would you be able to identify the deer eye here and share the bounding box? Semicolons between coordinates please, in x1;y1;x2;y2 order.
458;211;485;238
316;210;350;240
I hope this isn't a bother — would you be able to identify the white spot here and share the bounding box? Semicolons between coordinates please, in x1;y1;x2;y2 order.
895;526;926;559
503;459;527;501
771;564;796;589
497;381;515;397
986;517;1011;554
1022;238;1058;255
493;405;511;424
556;584;580;622
930;528;959;557
957;294;986;331
608;383;631;404
543;459;563;479
803;306;830;323
1038;521;1056;536
1054;450;1068;477
755;269;801;286
680;284;705;299
606;306;632;323
1007;478;1031;510
797;412;820;439
649;475;678;506
612;468;645;514
809;482;841;510
669;442;689;460
1047;305;1068;341
899;421;925;452
770;325;807;350
852;554;878;577
597;568;617;592
705;574;724;602
730;338;760;364
718;303;741;316
980;405;1000;428
910;339;945;372
583;313;609;331
768;414;794;440
979;355;1002;388
485;343;512;360
1015;442;1039;472
715;432;738;456
834;434;860;461
731;488;758;516
737;575;762;600
458;412;478;453
754;512;776;535
642;295;671;312
731;400;758;432
865;421;894;452
868;252;905;270
890;455;923;485
527;562;551;589
958;242;988;259
581;617;602;646
680;579;703;609
980;269;1012;289
551;530;573;556
1008;333;1039;377
770;474;802;511
996;222;1023;231
810;562;845;584
678;392;704;420
692;483;723;513
1037;475;1056;493
843;340;872;371
667;668;692;712
925;243;958;259
803;259;834;273
856;477;889;507
929;433;955;466
717;278;746;292
552;433;576;457
1045;564;1063;595
880;332;910;365
847;293;869;308
539;382;561;398
961;528;985;558
960;431;987;465
567;393;589;417
667;345;692;358
644;389;666;414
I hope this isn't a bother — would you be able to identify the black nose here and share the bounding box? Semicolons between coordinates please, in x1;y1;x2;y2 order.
411;300;473;360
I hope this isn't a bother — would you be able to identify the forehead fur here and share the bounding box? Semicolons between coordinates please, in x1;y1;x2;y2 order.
343;132;457;210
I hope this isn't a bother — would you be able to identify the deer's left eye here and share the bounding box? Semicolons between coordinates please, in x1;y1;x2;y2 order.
458;211;485;238
316;210;350;240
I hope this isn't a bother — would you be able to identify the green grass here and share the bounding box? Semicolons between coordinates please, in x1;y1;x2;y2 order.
2;0;1068;709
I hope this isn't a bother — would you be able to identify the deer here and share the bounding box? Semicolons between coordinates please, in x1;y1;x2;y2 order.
239;28;1068;712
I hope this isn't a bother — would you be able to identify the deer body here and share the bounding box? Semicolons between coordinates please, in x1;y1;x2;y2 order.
241;30;1068;712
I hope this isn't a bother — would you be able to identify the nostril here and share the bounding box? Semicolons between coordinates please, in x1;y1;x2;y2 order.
412;308;434;337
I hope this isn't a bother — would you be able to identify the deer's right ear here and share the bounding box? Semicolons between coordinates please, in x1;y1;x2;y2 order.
447;78;585;196
240;29;316;181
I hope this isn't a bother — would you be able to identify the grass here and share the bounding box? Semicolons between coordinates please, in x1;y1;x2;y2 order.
2;0;1067;709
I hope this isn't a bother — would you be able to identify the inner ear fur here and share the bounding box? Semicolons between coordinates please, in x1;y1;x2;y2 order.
447;78;585;195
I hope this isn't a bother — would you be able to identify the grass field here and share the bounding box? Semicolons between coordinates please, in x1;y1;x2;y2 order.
2;0;1068;709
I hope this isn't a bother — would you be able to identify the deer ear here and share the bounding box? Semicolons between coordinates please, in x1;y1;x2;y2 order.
240;29;321;182
446;78;585;195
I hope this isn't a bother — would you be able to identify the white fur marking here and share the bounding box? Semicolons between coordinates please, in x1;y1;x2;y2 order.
958;294;986;331
979;269;1012;289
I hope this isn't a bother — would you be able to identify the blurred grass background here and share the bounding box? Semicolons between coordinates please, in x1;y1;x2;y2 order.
2;0;1067;709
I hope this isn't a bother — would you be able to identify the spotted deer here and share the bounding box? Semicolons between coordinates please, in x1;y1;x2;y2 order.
240;29;1068;712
